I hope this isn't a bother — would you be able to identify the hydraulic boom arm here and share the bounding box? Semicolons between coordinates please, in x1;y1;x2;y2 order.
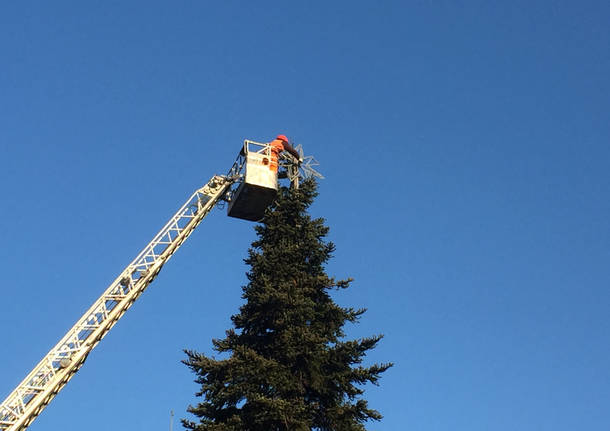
0;174;235;431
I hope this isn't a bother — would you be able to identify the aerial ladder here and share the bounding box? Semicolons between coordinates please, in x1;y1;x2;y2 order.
0;138;322;431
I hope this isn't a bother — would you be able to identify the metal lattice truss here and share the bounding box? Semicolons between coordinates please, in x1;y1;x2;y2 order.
0;174;236;431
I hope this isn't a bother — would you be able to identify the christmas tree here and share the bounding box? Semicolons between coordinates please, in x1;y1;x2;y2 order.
184;179;392;430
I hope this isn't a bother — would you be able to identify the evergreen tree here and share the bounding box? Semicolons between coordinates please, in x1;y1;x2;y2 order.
183;179;392;431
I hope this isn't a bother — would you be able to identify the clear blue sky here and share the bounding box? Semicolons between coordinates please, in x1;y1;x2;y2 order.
1;1;609;430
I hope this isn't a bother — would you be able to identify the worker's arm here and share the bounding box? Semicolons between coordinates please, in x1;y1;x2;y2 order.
282;142;301;162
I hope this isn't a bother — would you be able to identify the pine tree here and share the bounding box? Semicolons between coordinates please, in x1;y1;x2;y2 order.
183;179;392;431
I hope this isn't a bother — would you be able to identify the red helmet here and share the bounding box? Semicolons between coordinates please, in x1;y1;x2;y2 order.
276;134;289;143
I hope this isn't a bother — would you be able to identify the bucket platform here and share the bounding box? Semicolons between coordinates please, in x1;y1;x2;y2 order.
227;141;278;221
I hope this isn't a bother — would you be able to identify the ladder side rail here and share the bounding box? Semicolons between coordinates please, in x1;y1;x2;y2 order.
130;188;203;269
0;176;233;431
0;187;207;420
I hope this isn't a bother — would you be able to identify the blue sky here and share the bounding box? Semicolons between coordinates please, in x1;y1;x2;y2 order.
1;1;609;430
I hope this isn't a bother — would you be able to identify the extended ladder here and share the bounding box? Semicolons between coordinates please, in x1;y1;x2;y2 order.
0;174;235;431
